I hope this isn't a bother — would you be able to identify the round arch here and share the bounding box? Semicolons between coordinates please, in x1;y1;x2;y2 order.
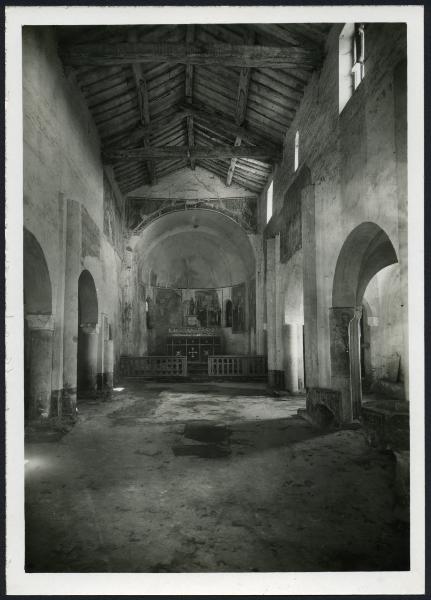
24;228;52;314
332;222;398;308
330;222;399;422
78;270;98;325
133;209;256;289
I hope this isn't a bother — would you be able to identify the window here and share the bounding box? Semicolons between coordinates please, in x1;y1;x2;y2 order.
266;181;273;223
225;300;233;328
352;24;365;90
294;131;299;172
339;23;365;113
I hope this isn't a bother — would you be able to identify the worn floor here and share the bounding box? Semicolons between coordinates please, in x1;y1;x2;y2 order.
25;381;409;573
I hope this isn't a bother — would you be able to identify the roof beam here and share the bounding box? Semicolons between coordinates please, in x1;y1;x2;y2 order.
103;145;281;162
185;25;195;170
176;102;282;150
60;42;321;68
129;31;156;184
227;31;254;187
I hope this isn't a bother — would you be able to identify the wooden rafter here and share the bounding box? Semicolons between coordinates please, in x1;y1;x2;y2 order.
129;31;156;184
226;30;254;187
60;42;321;68
185;25;196;170
103;145;281;162
182;103;281;150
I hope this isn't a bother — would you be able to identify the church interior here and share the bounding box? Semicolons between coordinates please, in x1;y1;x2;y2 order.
22;21;410;573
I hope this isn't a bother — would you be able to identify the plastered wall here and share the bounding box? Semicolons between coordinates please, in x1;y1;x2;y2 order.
23;27;123;406
260;23;408;398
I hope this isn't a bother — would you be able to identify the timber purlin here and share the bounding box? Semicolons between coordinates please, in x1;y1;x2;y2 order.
55;23;330;195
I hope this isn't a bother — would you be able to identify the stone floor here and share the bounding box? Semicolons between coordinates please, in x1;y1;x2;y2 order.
25;381;409;573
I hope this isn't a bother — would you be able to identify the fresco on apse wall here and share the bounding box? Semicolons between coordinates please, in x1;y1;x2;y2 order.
81;206;100;259
194;290;221;327
232;283;246;333
126;196;258;232
248;278;256;330
154;288;183;329
103;174;123;254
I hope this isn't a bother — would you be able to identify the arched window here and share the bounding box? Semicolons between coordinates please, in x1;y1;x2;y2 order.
266;181;273;224
294;131;299;172
339;23;365;113
225;299;233;328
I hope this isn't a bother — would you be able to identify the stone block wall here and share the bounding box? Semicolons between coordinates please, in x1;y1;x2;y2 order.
259;23;408;415
23;27;123;416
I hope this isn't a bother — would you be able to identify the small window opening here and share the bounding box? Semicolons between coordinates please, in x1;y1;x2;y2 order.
294;131;299;172
225;300;233;328
339;23;365;113
352;23;365;90
266;181;273;224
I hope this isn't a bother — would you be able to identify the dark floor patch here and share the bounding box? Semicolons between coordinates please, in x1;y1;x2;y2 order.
172;443;231;458
184;423;231;443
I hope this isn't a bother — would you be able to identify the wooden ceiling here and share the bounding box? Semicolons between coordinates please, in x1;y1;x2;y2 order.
56;23;331;195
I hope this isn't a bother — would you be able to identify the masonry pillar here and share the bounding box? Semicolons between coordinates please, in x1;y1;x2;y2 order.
274;234;285;388
330;306;362;423
266;237;280;387
63;199;81;416
25;314;55;420
302;184;318;388
254;235;265;355
104;338;114;389
283;323;300;393
78;323;99;394
394;58;409;402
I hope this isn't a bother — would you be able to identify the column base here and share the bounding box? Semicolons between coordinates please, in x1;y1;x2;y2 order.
62;387;77;419
268;370;285;389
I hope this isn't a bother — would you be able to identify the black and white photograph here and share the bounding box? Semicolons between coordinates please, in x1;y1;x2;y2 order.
5;4;425;595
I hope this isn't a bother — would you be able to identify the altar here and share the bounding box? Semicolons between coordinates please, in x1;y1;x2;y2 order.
166;327;222;362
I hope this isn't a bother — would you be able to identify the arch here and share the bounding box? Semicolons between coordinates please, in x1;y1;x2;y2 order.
134;209;256;288
77;270;99;396
224;299;233;328
24;228;52;314
332;222;398;308
78;270;98;325
330;222;399;422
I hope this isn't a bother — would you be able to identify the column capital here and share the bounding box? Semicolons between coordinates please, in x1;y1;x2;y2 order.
25;313;55;331
80;323;99;334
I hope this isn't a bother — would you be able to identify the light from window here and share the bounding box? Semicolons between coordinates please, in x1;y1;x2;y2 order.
352;23;365;90
266;182;273;223
339;23;365;113
294;131;299;171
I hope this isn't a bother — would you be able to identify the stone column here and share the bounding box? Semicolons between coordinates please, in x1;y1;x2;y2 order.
394;59;409;402
349;307;362;419
254;235;265;355
266;237;278;387
283;323;299;393
25;314;55;420
302;184;318;388
104;339;114;389
63;199;81;416
78;323;99;393
330;306;362;423
274;234;285;387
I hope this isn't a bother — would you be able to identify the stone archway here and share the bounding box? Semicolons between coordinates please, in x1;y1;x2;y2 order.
330;222;398;422
24;228;54;420
77;270;99;396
